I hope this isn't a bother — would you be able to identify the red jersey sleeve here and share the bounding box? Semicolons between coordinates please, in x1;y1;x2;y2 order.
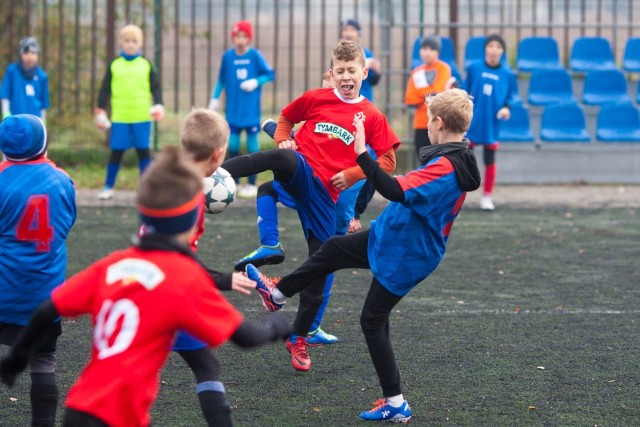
176;275;244;348
280;89;315;124
52;262;103;317
366;111;401;158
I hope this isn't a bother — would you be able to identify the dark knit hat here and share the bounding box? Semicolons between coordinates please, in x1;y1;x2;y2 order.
485;34;506;50
0;114;47;161
340;18;361;33
19;36;40;55
420;35;441;52
231;21;253;42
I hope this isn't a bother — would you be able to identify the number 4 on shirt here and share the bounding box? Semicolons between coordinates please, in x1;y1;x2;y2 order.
16;195;54;252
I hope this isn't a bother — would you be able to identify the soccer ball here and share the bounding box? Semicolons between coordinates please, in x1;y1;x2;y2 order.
202;167;236;214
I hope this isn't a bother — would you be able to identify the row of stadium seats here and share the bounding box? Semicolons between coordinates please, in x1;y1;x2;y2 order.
498;102;640;143
411;35;640;82
526;68;638;106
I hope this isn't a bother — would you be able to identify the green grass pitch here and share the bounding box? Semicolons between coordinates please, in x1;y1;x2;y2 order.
1;203;639;426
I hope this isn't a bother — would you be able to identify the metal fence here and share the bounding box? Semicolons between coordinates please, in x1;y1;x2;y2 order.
1;0;638;148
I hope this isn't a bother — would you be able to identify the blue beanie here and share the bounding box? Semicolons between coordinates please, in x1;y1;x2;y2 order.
0;114;47;161
341;18;361;33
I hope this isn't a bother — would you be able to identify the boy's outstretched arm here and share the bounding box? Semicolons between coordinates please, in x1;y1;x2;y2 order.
0;300;59;387
230;312;290;348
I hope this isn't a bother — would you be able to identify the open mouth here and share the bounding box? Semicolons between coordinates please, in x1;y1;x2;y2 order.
341;84;355;94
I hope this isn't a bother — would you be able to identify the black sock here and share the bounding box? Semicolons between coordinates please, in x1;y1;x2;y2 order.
198;391;233;427
30;376;58;427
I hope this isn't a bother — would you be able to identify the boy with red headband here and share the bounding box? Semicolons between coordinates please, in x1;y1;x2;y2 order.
208;20;274;198
0;146;290;427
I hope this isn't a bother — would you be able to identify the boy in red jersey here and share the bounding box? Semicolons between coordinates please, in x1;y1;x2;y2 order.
221;39;401;371
0;146;290;427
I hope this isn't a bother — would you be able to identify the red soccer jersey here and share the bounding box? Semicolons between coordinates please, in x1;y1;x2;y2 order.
281;87;400;201
51;247;243;427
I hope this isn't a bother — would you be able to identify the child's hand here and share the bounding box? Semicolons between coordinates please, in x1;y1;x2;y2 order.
208;98;219;111
348;218;362;233
231;272;256;295
277;139;298;150
352;115;367;155
330;172;348;191
240;78;259;92
95;108;111;130
149;104;165;122
497;107;510;120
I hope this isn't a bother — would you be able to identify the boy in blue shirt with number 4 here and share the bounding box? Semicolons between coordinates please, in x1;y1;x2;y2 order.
208;20;274;198
247;89;480;423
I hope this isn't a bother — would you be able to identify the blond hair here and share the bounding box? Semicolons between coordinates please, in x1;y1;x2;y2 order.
180;109;229;162
137;146;202;211
119;24;144;46
425;89;474;133
332;39;366;67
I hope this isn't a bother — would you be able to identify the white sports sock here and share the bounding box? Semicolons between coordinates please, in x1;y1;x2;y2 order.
386;394;404;407
272;287;286;304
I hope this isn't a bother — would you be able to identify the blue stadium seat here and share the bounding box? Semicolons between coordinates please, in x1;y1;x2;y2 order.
516;36;563;71
596;102;640;142
410;35;463;85
527;69;575;105
540;102;591;142
498;104;535;142
464;36;487;69
622;37;640;73
570;36;616;72
582;69;630;105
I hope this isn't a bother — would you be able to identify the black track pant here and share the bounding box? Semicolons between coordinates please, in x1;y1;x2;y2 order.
277;230;404;396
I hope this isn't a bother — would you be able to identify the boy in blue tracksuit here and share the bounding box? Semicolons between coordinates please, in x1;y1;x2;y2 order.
339;18;380;102
0;37;50;120
208;20;274;198
0;114;77;426
248;88;481;422
463;34;517;211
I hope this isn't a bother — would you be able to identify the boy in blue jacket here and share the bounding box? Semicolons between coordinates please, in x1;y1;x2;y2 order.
247;88;481;423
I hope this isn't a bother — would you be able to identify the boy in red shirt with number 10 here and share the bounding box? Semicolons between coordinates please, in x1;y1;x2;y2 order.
221;39;400;370
0;146;290;427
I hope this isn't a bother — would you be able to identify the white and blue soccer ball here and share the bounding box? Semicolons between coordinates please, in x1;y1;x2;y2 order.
202;167;236;214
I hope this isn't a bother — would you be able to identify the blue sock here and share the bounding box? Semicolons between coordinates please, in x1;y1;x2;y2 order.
228;145;240;184
310;274;334;331
256;194;280;246
105;162;121;188
138;157;151;175
246;133;259;185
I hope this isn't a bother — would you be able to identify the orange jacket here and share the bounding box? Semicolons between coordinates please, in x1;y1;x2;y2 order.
404;60;452;129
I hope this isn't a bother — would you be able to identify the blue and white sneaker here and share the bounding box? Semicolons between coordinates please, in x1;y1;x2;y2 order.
234;243;285;271
245;264;284;312
306;328;338;346
359;399;412;423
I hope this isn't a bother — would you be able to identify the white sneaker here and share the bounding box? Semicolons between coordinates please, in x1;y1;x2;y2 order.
480;195;495;211
238;184;258;198
97;187;114;200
